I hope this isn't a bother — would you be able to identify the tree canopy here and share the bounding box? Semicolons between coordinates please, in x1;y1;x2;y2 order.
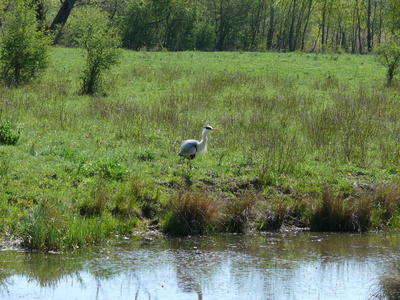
2;0;400;52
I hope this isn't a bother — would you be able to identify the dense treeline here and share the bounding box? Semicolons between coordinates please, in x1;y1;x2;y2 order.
69;0;398;52
113;0;400;52
0;0;400;53
1;0;400;52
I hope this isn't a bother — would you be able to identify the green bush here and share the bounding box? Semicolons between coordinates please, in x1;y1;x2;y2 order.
375;35;400;86
0;0;51;86
68;6;122;94
0;120;20;145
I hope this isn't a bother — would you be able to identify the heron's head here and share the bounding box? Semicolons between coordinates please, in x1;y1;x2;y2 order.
204;125;220;132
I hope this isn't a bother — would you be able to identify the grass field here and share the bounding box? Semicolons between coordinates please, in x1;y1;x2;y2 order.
1;48;400;250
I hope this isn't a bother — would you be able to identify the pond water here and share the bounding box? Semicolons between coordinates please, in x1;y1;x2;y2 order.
1;230;399;300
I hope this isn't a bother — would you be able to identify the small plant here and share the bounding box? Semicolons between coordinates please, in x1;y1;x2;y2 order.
83;157;128;181
0;119;20;145
258;204;286;231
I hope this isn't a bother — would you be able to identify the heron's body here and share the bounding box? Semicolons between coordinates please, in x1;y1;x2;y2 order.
179;126;219;168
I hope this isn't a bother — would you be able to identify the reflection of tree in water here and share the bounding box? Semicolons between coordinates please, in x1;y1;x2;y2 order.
2;233;400;299
0;250;87;288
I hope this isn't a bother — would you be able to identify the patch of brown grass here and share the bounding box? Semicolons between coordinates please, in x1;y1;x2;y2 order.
309;187;372;232
220;195;256;233
162;191;221;236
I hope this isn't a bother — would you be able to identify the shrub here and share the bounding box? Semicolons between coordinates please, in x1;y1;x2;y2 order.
375;35;400;86
0;0;51;86
0;119;20;145
68;6;122;94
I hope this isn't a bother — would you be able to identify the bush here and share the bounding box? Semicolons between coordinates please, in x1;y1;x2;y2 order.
0;119;20;145
0;0;51;86
375;35;400;86
68;6;122;94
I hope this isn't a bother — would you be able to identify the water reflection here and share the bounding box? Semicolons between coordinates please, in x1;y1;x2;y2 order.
1;231;399;299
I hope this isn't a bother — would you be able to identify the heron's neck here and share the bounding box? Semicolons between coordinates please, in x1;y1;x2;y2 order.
197;131;209;153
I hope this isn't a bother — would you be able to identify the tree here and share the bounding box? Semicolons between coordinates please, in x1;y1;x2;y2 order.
0;0;51;87
375;35;400;86
118;0;163;50
69;6;122;94
50;0;78;43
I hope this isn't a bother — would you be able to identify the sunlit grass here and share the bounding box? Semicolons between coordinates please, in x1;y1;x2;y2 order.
1;48;400;249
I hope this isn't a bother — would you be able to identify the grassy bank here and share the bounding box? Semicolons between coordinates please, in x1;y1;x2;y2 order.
1;48;400;250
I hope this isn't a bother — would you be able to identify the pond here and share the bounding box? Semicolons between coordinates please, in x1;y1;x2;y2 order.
1;230;399;299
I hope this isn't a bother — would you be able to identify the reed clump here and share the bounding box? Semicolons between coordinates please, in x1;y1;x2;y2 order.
257;203;286;231
162;191;221;236
221;195;256;233
309;187;372;232
370;184;400;228
371;272;400;300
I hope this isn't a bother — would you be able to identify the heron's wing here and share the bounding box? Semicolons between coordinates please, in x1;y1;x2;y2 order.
179;140;198;158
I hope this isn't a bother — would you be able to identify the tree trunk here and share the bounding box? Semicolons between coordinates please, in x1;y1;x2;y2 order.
50;0;78;43
266;0;275;50
321;0;327;45
288;0;297;51
367;0;372;52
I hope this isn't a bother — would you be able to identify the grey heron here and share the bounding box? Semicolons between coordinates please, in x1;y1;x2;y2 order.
179;125;220;168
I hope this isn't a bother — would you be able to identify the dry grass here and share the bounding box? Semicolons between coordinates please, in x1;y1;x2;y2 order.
162;191;221;235
371;273;400;300
258;203;286;231
309;187;372;232
220;195;256;233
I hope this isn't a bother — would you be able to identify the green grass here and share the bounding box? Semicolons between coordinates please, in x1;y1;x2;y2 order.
1;48;400;250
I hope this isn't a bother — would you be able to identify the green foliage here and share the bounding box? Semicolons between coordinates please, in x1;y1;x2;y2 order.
0;119;20;145
83;157;128;181
22;198;137;251
69;6;122;94
0;0;51;86
118;0;196;51
2;49;400;249
375;35;400;85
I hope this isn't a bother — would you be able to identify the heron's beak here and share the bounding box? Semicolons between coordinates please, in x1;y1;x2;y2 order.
212;128;220;131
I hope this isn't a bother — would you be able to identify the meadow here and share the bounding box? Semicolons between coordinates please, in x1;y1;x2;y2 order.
1;48;400;250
